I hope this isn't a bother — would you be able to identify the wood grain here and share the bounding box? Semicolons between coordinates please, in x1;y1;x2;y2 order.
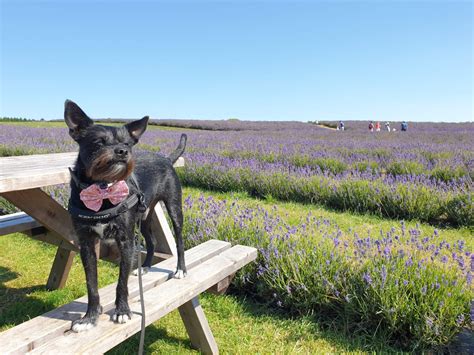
30;245;257;354
179;297;219;354
0;240;231;354
0;152;185;193
1;188;78;249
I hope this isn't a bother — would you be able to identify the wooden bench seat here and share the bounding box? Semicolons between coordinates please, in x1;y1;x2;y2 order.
0;212;41;236
0;239;257;354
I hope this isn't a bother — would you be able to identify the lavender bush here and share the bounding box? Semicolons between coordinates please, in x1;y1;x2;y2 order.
183;194;473;349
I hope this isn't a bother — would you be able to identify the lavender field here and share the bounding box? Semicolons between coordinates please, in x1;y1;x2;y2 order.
0;120;472;350
2;120;471;226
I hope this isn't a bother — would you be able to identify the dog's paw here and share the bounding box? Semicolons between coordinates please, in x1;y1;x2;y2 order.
112;309;132;324
71;315;98;333
132;266;150;276
173;269;187;279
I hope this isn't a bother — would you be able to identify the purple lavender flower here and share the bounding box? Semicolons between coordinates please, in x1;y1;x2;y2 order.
381;265;387;288
471;301;474;323
455;314;465;326
363;272;373;286
466;272;472;286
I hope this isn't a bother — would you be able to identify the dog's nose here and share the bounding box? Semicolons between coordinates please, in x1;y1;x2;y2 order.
115;147;128;157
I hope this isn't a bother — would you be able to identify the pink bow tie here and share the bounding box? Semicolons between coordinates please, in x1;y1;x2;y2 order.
80;181;129;212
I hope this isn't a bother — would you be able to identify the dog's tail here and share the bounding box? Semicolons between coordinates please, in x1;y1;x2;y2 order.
168;134;187;164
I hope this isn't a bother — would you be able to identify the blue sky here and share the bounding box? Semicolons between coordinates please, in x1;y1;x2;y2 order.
1;1;472;122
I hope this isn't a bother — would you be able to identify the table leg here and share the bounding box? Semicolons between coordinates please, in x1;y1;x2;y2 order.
178;296;219;355
2;188;78;289
149;202;177;256
47;244;76;290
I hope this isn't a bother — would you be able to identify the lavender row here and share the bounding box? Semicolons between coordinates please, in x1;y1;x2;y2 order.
178;161;472;226
0;123;472;225
182;194;472;349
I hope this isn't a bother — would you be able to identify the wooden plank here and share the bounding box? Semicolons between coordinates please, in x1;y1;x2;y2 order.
0;240;231;354
1;189;78;250
0;212;76;252
0;212;42;235
0;152;185;193
0;153;76;193
179;297;218;355
174;156;185;168
29;245;257;354
46;246;76;290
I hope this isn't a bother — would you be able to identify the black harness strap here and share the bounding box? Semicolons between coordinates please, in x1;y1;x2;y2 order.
67;169;146;222
68;193;141;221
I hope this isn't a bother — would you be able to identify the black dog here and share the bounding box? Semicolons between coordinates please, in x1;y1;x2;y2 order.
64;100;187;332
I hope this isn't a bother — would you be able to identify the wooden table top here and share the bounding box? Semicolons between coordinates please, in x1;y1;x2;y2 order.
0;152;184;193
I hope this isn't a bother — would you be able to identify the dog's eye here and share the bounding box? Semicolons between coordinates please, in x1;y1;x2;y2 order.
94;137;107;145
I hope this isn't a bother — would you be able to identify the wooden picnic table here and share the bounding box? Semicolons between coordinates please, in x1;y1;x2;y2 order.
0;152;184;289
0;152;258;354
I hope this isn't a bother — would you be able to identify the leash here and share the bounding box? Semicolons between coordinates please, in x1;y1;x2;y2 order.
136;217;146;355
131;173;147;355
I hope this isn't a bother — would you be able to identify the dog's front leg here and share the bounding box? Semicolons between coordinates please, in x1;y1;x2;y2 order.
112;235;134;323
72;236;102;332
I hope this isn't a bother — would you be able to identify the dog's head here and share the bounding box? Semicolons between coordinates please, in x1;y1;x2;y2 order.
64;100;149;182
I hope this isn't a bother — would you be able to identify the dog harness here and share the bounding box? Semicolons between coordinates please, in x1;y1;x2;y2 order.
68;168;146;222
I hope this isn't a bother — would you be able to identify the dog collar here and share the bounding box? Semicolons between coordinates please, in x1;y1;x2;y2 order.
68;169;146;222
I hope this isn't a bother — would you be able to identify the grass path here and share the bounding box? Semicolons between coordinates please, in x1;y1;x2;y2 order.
183;187;473;246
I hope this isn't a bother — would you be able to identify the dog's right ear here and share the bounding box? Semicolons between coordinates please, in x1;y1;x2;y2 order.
64;100;94;140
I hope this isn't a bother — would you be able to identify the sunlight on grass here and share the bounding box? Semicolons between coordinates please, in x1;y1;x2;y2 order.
183;187;473;247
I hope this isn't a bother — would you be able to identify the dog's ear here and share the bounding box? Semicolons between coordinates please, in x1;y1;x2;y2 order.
64;100;94;140
125;116;149;143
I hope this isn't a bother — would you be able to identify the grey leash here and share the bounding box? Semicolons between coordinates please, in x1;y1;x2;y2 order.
136;217;146;355
131;173;147;355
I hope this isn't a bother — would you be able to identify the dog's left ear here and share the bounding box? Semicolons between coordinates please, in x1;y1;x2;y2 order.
64;100;94;141
125;116;149;142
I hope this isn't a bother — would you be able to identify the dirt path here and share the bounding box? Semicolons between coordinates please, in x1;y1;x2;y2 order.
316;124;337;130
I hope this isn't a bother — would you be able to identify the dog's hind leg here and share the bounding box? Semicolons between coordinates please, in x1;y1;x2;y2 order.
138;216;155;272
71;236;103;332
164;197;187;279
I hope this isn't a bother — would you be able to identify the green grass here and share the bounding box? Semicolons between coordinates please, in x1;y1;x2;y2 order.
182;187;473;245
